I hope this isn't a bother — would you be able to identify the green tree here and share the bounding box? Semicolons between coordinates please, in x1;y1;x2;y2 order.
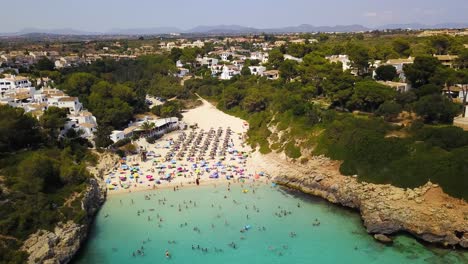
403;56;441;88
39;107;69;141
430;35;451;55
376;101;402;121
242;89;267;112
268;48;284;69
455;49;468;69
0;105;42;152
241;66;251;76
347;81;396;112
279;60;298;81
94;125;113;148
222;86;244;109
413;94;460;123
170;48;183;62
392;38;411;57
375;65;397;81
13;154;61;194
140;121;155;136
348;44;370;75
415;84;442;98
59;72;97;104
36;57;55;71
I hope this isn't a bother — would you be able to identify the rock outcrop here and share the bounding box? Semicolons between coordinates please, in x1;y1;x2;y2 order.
273;155;468;248
247;152;468;249
21;152;118;264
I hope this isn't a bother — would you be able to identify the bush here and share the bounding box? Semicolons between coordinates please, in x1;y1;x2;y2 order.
376;101;402;121
285;141;301;159
412;94;460;124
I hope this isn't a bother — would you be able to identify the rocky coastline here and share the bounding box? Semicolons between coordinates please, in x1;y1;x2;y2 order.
273;156;468;249
21;152;118;264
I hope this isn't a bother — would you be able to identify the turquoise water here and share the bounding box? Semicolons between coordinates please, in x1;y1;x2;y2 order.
74;182;468;264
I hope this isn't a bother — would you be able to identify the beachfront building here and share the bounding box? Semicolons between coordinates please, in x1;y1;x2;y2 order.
110;117;180;143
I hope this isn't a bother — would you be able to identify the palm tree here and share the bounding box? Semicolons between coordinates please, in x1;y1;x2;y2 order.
140;121;155;137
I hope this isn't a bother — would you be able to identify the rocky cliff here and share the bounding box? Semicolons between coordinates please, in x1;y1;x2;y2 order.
21;152;118;264
273;156;468;248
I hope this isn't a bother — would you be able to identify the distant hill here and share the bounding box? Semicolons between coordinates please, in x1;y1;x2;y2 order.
1;23;467;36
377;23;468;30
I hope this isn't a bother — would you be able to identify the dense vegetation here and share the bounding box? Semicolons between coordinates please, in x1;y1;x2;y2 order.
56;56;192;147
180;33;468;199
0;105;95;263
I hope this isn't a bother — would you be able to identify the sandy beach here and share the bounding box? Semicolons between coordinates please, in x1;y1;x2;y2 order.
106;99;271;195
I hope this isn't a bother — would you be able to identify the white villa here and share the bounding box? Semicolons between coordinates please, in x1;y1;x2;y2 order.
249;66;266;76
326;55;351;71
250;52;269;64
196;56;219;67
0;75;33;96
384;57;414;81
220;65;241;80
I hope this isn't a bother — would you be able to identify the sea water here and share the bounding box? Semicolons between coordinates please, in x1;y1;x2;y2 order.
74;183;468;264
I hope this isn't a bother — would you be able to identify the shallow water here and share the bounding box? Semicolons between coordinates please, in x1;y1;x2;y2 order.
74;182;468;264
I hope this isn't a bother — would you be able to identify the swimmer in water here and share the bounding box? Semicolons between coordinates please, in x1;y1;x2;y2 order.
165;250;171;258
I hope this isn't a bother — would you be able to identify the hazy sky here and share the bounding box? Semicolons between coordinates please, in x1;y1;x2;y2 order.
3;0;468;32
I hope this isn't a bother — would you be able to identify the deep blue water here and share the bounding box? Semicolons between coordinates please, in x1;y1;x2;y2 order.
74;182;468;264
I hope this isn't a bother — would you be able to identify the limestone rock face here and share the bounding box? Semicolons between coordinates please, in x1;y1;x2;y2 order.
21;178;107;264
273;156;468;249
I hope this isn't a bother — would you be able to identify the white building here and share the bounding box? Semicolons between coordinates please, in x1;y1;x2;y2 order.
326;55;352;71
47;96;83;115
176;60;184;68
177;68;190;78
110;117;180;143
221;52;233;61
220;65;240;80
262;70;280;80
0;75;33;96
377;81;412;93
250;52;269;64
249;66;266;76
196;56;219;67
385;57;414;81
210;64;224;75
284;54;303;63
